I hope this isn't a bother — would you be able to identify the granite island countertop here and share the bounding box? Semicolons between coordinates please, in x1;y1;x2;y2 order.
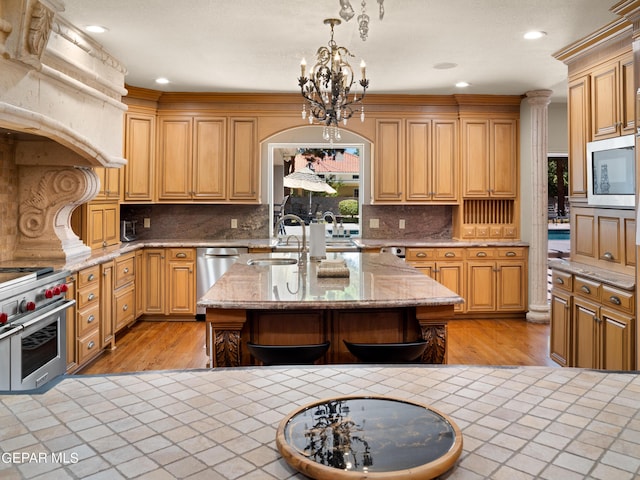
197;251;464;310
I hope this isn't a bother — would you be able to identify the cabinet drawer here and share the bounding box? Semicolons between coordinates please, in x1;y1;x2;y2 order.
77;265;100;288
77;303;100;338
551;270;572;292
466;248;495;259
602;285;635;314
406;249;435;262
435;248;463;260
115;254;135;289
496;247;526;259
167;248;195;261
574;276;601;301
78;329;101;364
114;286;135;330
77;286;100;310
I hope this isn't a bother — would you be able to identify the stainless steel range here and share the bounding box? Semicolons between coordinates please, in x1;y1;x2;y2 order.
0;267;74;392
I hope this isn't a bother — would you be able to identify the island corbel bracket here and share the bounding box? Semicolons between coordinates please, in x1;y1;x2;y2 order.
416;305;452;364
206;309;247;367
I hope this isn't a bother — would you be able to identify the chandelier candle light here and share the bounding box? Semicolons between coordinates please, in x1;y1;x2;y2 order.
298;18;369;143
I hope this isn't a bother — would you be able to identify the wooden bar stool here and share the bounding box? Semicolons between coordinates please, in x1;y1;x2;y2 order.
247;341;330;366
343;340;428;363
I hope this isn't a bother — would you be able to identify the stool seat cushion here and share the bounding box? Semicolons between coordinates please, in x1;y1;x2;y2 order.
247;341;330;366
343;340;428;363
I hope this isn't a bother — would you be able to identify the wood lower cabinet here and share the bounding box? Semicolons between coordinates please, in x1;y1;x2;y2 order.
113;253;136;334
100;260;114;349
75;265;101;367
65;274;77;373
407;248;464;313
141;248;196;316
550;267;635;370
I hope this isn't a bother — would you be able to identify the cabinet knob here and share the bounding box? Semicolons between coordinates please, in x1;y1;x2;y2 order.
123;267;129;274
88;274;95;281
88;293;95;301
87;314;95;323
603;252;614;261
88;341;95;350
594;316;602;324
123;304;128;311
555;277;564;285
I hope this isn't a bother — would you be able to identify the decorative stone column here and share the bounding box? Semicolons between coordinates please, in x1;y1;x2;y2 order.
14;166;99;262
525;90;553;323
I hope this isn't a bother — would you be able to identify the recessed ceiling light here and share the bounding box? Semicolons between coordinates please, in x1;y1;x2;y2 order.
524;31;546;40
455;81;470;88
155;77;170;85
433;62;458;70
85;25;108;33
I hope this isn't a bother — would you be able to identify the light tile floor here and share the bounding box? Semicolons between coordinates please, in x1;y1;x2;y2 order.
1;365;639;479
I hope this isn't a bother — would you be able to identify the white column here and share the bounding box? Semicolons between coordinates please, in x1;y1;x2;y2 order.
525;90;553;323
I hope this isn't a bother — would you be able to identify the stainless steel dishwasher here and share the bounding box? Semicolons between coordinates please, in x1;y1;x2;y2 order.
196;247;248;320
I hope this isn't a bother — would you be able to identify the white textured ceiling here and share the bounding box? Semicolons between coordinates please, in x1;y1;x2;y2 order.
60;0;619;102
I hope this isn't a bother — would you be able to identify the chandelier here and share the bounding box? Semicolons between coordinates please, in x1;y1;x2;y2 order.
298;18;369;143
338;0;385;41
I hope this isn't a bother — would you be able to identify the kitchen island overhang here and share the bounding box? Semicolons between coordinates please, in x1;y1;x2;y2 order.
198;252;463;367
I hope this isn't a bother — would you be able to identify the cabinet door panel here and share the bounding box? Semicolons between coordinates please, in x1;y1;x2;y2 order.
228;118;258;200
374;120;403;201
573;299;599;369
490;119;517;197
124;112;155;201
620;55;635;135
591;62;618;139
568;76;589;197
143;249;165;314
462;119;489;197
406;120;431;200
432;120;458;201
466;262;495;311
158;118;192;200
438;262;464;313
497;261;526;311
168;261;195;314
601;309;633;371
598;216;621;264
550;291;571;367
193;118;226;199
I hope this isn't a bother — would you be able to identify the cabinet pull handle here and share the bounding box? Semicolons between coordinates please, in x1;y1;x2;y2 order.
416;252;427;258
555;277;564;285
609;296;622;306
123;267;129;274
176;253;187;258
594;316;602;324
603;252;614;261
88;274;95;281
505;251;516;257
445;252;456;258
87;314;95;323
123;304;128;311
476;252;487;257
88;293;95;301
580;285;591;294
88;341;95;350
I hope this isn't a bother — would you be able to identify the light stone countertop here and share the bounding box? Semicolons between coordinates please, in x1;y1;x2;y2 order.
548;258;635;290
197;251;464;310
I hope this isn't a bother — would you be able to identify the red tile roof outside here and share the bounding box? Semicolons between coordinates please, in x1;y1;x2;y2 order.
294;152;359;174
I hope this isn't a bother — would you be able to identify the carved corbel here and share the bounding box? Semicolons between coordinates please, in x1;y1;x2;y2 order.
27;1;53;58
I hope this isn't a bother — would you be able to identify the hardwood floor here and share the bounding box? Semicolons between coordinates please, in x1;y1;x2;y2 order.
79;318;558;374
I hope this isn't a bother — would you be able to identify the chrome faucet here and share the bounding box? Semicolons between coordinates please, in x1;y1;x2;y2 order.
323;211;337;237
274;214;306;262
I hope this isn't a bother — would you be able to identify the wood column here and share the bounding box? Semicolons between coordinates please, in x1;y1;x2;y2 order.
525;90;553;323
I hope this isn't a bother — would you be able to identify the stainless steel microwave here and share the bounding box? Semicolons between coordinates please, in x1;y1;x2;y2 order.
586;134;636;208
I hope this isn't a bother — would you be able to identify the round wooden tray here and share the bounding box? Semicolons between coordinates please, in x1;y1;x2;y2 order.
276;395;463;479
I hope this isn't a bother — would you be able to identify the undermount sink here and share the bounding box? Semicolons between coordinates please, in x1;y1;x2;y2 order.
247;258;298;266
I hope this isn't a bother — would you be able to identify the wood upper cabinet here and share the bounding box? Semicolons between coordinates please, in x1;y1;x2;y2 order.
567;75;590;197
374;119;404;202
123;109;156;202
228;117;258;201
374;118;458;203
93;167;120;201
79;202;120;249
156;115;256;202
590;53;634;140
461;117;518;198
406;119;458;202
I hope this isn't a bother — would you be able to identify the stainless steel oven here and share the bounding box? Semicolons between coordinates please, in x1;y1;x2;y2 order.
0;266;73;392
9;300;72;391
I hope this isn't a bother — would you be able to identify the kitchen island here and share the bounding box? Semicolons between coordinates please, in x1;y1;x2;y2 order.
198;252;463;367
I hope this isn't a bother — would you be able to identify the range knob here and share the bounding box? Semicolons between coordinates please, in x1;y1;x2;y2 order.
0;313;7;324
45;288;54;299
53;285;61;295
19;300;36;313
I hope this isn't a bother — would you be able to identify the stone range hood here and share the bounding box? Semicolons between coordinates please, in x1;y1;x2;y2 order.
0;0;127;262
